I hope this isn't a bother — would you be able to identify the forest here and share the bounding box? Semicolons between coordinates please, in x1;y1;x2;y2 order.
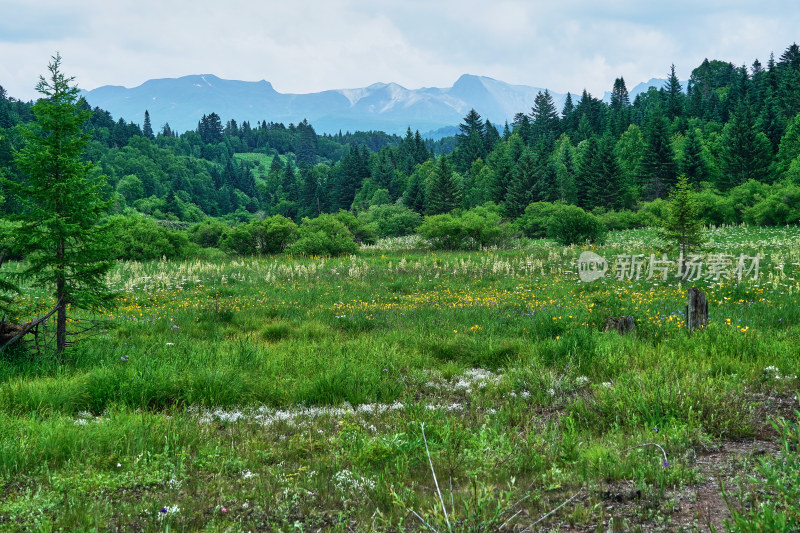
2;43;800;258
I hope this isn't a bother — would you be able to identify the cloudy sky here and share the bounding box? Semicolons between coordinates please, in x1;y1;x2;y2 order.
2;0;798;101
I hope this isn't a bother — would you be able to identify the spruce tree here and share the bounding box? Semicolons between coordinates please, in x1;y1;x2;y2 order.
505;148;537;218
142;110;154;140
662;176;705;264
426;157;461;215
679;127;707;186
719;104;773;189
642;106;677;199
5;54;115;353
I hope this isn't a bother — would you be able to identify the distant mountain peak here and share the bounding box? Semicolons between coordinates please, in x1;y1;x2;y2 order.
80;74;667;138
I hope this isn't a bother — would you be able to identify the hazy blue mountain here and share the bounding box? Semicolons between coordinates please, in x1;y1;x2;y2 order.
80;74;561;137
81;74;671;138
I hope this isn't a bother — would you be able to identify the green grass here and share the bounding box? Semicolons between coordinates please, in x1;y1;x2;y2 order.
1;225;799;530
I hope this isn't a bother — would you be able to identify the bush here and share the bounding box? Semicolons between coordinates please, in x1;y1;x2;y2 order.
189;219;230;248
288;214;359;256
743;183;800;225
108;215;199;260
517;202;562;238
358;204;422;238
220;215;298;255
418;207;512;250
333;210;378;245
596;209;643;231
546;205;607;245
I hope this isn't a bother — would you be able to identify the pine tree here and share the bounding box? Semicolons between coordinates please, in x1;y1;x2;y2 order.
426;157;461;215
679;127;708;186
609;77;631;137
504;148;537;218
5;54;115;353
642;106;677;199
662;176;705;263
590;135;623;209
664;64;685;120
142;110;154;140
718;104;773;189
529;90;560;145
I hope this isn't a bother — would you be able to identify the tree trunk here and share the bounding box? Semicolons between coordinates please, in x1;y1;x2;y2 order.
686;286;708;331
56;278;66;352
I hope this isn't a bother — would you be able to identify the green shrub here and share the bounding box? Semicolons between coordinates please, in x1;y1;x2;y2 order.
743;183;800;226
418;207;512;250
517;202;562;238
288;214;359;256
188;219;230;248
220;215;297;255
358;204;422;238
546;205;607;245
108;215;199;260
333;210;378;245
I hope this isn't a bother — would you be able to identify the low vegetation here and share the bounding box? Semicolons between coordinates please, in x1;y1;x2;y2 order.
1;225;798;530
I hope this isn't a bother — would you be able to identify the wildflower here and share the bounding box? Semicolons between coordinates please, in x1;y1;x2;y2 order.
652;427;659;432
116;462;122;467
166;342;174;346
221;507;227;514
662;460;669;467
120;355;129;362
382;368;388;372
160;507;168;514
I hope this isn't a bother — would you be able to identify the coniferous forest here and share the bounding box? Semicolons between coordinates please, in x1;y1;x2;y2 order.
2;44;800;259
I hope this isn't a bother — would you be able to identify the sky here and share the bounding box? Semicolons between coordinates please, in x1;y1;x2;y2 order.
2;0;799;102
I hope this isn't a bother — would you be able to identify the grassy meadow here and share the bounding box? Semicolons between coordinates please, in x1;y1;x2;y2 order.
1;225;799;531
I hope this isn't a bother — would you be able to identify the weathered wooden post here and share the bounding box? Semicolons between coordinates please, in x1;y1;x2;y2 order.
604;315;637;335
686;286;708;330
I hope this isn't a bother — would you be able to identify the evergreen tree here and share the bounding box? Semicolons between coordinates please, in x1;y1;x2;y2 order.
718;104;773;189
5;54;115;353
554;134;577;203
590;135;623;209
484;120;501;153
142;110;154;140
609;77;631;137
403;169;427;214
529;90;560;145
560;92;577;135
575;136;601;208
662;176;705;263
454;109;486;172
426;157;461;215
641;106;677;199
679;127;708;186
664;64;685;120
615;124;647;192
505;148;537;218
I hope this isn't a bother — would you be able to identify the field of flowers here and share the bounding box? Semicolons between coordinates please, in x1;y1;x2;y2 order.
1;225;799;531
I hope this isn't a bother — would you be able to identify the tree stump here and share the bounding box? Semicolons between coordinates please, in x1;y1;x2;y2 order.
686;286;708;330
604;315;637;335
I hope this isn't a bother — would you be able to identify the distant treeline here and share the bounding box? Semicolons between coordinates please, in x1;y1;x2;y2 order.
2;43;800;233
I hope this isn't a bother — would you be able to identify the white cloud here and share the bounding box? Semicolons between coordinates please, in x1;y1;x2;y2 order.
2;1;798;104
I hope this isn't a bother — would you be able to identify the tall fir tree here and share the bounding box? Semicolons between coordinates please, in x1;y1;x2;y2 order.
718;104;773;189
529;90;560;146
504;148;537;218
426;156;461;215
5;54;115;353
142;109;154;140
664;64;685;121
641;106;677;199
679;127;708;186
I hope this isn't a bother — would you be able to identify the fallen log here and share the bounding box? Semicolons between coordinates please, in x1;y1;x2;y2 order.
0;299;62;353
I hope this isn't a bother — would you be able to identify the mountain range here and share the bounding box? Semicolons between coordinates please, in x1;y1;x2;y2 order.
81;74;669;139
